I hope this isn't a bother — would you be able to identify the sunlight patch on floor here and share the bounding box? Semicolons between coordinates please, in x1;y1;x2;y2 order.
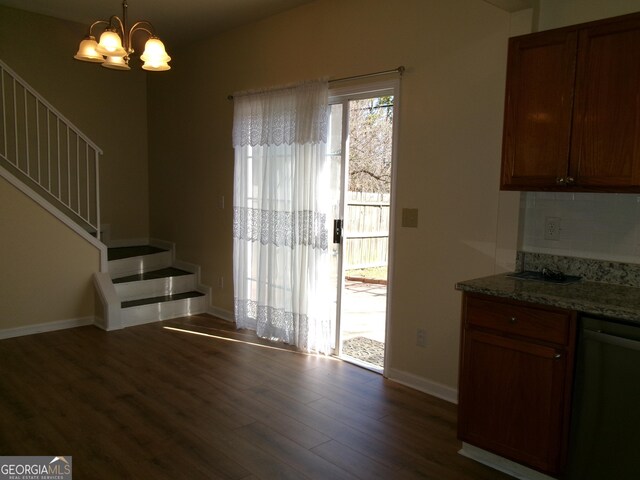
163;325;340;360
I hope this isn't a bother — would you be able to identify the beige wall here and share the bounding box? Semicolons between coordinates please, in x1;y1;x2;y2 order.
0;6;149;331
538;0;640;30
0;176;100;329
148;0;518;390
0;6;149;241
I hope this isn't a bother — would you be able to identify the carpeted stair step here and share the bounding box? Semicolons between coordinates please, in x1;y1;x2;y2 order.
107;245;172;278
113;267;191;284
121;290;205;308
113;267;198;302
119;290;208;326
108;245;167;261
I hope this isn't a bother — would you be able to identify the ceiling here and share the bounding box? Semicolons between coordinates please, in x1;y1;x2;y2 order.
0;0;316;48
0;0;535;49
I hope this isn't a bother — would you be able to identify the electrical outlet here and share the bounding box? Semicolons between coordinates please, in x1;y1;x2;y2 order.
218;276;224;289
544;217;561;241
416;328;426;348
220;195;225;209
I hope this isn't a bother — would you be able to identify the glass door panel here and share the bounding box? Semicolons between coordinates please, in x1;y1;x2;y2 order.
327;90;395;373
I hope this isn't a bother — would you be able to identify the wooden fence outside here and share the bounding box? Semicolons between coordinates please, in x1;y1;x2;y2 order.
344;192;390;269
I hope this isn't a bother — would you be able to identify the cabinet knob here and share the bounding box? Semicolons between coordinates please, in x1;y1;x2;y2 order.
555;177;565;185
565;176;575;185
554;353;562;359
509;316;517;324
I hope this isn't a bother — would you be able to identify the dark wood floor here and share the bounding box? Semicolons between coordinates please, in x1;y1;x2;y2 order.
0;315;512;479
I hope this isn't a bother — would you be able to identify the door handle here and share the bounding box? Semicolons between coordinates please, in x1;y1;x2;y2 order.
333;219;343;244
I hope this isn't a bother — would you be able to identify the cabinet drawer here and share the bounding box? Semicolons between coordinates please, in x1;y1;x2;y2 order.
464;294;571;345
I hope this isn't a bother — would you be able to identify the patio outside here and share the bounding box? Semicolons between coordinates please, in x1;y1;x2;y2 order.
340;267;387;370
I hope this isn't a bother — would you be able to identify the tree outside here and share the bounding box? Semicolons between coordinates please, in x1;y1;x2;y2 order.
344;96;393;281
348;96;394;194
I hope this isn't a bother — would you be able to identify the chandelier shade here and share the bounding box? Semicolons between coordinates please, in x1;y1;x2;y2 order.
74;36;104;62
102;56;131;70
74;1;171;72
96;30;127;57
140;38;171;71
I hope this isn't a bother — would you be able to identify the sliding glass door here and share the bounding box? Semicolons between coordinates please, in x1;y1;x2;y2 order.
327;82;398;373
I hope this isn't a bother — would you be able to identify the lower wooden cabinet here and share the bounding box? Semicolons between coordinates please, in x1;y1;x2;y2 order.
458;293;576;476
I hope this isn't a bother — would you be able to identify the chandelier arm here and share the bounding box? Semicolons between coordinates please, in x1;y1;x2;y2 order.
129;22;156;37
88;20;110;37
108;15;127;47
127;22;157;53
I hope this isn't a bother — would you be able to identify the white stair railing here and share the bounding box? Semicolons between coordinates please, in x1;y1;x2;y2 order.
0;59;102;239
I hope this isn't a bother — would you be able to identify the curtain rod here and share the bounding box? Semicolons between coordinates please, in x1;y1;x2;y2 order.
330;65;405;84
227;66;405;101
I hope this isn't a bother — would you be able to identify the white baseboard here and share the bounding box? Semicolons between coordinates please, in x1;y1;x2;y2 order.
173;259;198;275
385;367;458;404
207;306;234;322
150;238;174;250
150;238;176;263
459;443;557;480
0;316;95;340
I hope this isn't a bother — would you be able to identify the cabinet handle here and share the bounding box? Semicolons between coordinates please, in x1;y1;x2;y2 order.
509;316;517;324
554;353;562;359
555;176;575;186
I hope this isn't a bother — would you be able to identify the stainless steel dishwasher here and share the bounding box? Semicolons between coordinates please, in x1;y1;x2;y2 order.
567;316;640;479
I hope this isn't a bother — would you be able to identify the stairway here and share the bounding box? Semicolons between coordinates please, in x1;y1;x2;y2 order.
108;245;208;326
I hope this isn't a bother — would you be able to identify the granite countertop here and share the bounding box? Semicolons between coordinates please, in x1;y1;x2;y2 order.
456;273;640;323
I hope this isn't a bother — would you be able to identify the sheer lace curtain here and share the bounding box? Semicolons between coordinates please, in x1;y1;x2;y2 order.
232;81;333;354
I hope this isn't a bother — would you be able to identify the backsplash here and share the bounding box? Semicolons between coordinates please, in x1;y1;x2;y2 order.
516;251;640;288
520;192;640;264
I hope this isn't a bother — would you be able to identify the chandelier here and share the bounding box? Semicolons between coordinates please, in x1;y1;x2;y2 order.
74;0;171;71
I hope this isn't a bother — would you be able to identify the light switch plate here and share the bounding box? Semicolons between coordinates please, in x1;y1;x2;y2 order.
402;208;419;228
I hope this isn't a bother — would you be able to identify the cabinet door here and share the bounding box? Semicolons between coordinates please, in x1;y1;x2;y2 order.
571;16;640;188
501;30;578;190
458;329;567;475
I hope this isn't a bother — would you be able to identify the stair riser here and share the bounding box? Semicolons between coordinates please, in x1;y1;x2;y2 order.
108;251;172;279
121;295;208;327
115;275;197;301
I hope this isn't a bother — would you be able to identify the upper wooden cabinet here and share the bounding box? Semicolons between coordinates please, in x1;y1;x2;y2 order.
501;13;640;191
